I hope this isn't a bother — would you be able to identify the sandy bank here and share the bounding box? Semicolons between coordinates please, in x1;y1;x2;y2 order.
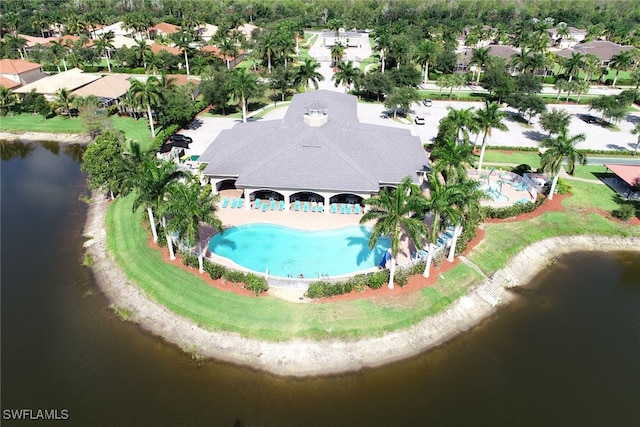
83;195;640;377
0;131;91;144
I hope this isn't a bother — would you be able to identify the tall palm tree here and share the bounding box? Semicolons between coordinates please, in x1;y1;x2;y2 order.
131;154;184;259
55;88;76;117
510;47;531;74
540;128;587;200
630;123;640;155
574;80;590;102
330;42;346;65
4;34;28;60
48;40;67;72
228;68;260;123
360;176;427;289
163;180;222;274
94;33;115;73
419;174;465;278
128;76;163;138
332;60;361;93
132;39;151;69
172;29;195;75
218;37;239;69
293;58;324;92
471;47;491;83
475;100;508;170
563;52;584;82
373;26;392;74
583;53;601;82
414;39;441;84
554;78;569;100
431;138;475;184
260;31;279;73
610;50;634;87
440;106;476;144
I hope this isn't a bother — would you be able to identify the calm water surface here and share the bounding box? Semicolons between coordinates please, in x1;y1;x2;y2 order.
2;143;639;426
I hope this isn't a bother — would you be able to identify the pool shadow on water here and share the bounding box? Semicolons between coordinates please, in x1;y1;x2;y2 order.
346;234;390;266
209;237;237;251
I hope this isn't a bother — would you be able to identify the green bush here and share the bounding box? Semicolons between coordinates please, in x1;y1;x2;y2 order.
305;281;330;298
543;76;557;85
180;251;199;268
223;270;246;283
556;178;571;195
154;124;180;145
482;200;541;219
611;204;635;221
203;259;225;279
394;267;410;287
243;273;269;295
367;270;389;289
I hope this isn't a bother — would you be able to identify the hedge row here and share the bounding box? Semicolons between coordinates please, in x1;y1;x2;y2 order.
482;199;542;219
179;251;268;296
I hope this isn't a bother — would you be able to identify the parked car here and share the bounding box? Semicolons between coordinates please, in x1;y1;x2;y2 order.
422;99;432;107
414;115;426;125
580;114;598;124
169;134;193;144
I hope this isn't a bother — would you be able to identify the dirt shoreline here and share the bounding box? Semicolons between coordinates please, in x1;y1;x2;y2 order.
83;195;640;377
0;131;91;144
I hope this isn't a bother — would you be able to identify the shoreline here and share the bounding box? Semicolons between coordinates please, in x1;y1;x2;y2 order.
84;195;640;377
0;131;91;144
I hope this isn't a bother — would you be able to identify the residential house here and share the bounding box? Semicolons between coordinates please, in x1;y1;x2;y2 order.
149;22;180;38
0;59;47;89
14;68;101;101
548;26;587;49
555;40;634;68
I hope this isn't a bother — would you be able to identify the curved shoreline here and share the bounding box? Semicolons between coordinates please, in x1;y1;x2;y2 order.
0;131;91;144
84;195;640;377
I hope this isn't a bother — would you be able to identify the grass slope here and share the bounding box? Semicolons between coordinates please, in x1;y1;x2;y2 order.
107;194;482;340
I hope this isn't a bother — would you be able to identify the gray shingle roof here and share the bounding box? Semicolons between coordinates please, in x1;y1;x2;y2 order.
200;91;428;193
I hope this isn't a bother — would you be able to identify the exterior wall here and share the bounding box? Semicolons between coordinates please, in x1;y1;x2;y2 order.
19;68;46;85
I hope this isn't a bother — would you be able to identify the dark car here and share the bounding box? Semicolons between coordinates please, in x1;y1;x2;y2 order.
169;134;193;144
580;114;598;124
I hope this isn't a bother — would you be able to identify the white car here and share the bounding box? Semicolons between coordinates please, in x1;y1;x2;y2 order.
414;115;425;125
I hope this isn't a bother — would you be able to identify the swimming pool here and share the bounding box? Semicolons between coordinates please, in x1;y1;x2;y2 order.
481;183;510;202
208;224;391;278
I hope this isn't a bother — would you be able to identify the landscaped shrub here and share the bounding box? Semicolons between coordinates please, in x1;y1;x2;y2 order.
612;204;635;221
180;251;199;268
243;273;269;295
203;259;225;279
222;269;246;283
482;200;541;219
367;270;389;289
305;281;331;298
154;124;180;145
556;178;571;195
394;267;410;287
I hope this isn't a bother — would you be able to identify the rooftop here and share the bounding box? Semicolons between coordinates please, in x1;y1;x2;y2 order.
200;91;428;193
0;59;42;75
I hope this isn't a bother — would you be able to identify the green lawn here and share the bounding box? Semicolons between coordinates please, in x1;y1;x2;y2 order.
481;150;541;168
106;193;483;340
561;179;621;211
0;113;85;133
569;164;607;180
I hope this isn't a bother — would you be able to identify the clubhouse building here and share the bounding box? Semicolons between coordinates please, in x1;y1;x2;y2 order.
198;90;429;212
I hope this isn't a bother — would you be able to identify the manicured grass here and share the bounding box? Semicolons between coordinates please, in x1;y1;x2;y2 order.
468;210;640;274
569;164;607;180
481;150;541;168
106;193;484;340
0;112;85;133
561;180;620;211
111;116;155;150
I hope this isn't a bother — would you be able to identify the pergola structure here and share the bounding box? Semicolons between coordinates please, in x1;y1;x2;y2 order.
198;90;429;212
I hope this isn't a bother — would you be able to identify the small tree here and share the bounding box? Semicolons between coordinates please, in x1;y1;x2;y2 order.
539;108;571;136
383;87;420;118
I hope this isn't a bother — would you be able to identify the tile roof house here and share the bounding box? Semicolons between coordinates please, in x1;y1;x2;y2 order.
0;59;47;89
199;90;429;209
71;73;133;105
14;68;101;100
149;43;181;56
555;40;634;67
150;22;180;37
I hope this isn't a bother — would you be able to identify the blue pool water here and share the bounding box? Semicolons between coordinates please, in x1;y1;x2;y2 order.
208;224;391;278
481;183;510;202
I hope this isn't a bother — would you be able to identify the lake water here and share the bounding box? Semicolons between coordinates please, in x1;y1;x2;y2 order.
2;143;639;426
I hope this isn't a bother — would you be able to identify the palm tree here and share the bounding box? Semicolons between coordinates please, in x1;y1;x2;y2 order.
172;29;195;75
0;87;19;116
132;39;151;69
630;123;640;155
540;128;587;200
330;42;346;65
414;39;441;84
440;107;476;144
583;53;601;82
31;11;50;38
55;88;76;117
475;100;508;171
163;180;223;274
128;76;163;138
293;58;324;92
327;18;343;38
431;138;475;183
610;50;634;87
131;154;184;258
228;68;259;123
4;34;28;60
563;52;584;82
94;33;115;73
48;40;67;73
218;37;239;70
359;176;427;289
510;47;531;74
332;60;361;93
574;80;590;102
419;174;465;278
554;78;569;100
260;31;279;73
144;51;162;75
471;47;491;83
373;26;392;74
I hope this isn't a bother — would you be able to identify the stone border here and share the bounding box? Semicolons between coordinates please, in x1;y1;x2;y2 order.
83;195;640;377
0;131;91;144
